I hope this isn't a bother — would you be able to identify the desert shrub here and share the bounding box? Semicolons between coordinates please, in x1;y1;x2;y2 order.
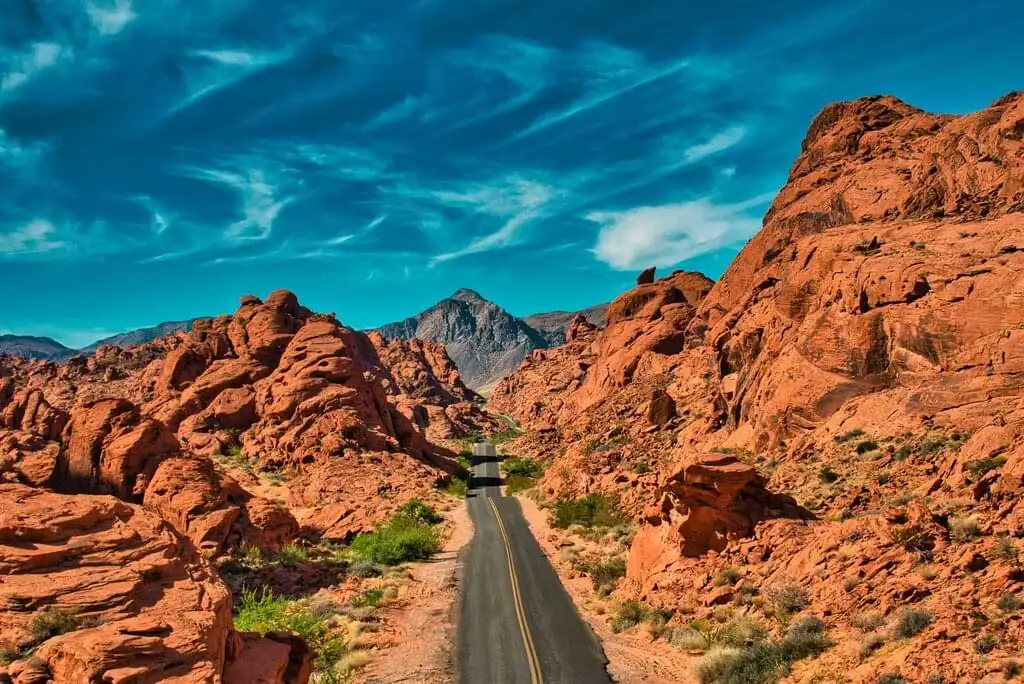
670;616;768;653
975;634;998;654
994;536;1019;562
489;427;523;445
1002;660;1022;680
997;592;1021;612
781;616;830;659
859;631;886;659
818;466;839;483
851;611;884;632
445;475;469;497
234;588;346;677
30;607;81;646
612;601;646;633
714;566;742;586
502;457;543;478
966;456;1007;479
552;494;626;529
855;440;879;455
631;461;651;474
350;589;384;609
895;607;933;638
275;543;311;566
834;429;865;443
347;559;383;578
349;514;440;566
878;675;908;684
949;515;980;542
504;474;535;495
889;522;932;553
767;582;810;617
395;499;443;525
575;557;626;594
893;444;912;461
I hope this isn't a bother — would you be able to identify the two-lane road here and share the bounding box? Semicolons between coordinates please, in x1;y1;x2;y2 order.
456;454;612;684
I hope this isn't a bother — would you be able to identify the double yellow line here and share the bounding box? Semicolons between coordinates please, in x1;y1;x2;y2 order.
488;497;544;684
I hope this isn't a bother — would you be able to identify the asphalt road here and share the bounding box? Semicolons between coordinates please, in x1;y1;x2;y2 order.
456;454;612;684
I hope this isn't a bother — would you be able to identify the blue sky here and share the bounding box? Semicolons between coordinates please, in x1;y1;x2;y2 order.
0;0;1020;347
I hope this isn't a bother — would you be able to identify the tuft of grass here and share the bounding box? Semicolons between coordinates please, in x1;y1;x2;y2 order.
30;606;81;646
693;615;830;684
234;587;346;677
347;559;384;578
714;566;742;586
851;611;884;632
445;475;469;497
552;494;627;530
395;499;443;525
766;582;810;619
949;515;980;542
274;543;311;566
1003;660;1022;680
349;514;441;566
966;456;1007;479
878;675;908;684
489;427;524;446
976;634;998;654
631;461;651;474
834;429;865;443
855;440;879;455
997;592;1021;612
505;474;536;495
350;589;385;609
994;535;1019;562
859;631;886;659
894;607;933;638
574;557;626;595
612;601;646;633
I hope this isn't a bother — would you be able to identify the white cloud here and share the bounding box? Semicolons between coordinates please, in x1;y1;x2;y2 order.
87;0;138;35
0;129;49;172
587;193;775;270
182;165;295;241
192;49;275;67
0;220;65;255
682;126;747;164
1;42;70;92
431;177;559;264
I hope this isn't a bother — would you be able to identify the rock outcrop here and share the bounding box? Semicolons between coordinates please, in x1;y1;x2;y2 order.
492;92;1024;681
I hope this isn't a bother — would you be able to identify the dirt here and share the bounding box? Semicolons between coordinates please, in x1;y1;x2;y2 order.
515;493;700;684
358;499;473;684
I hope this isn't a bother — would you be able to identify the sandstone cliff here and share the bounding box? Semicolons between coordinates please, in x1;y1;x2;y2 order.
491;92;1024;682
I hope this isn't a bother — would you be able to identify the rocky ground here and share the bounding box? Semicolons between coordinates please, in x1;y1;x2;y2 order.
491;92;1024;683
0;290;496;684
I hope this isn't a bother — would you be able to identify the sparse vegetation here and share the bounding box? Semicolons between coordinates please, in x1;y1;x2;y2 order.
350;588;385;609
997;592;1021;612
445;474;469;497
693;614;831;684
975;634;998;654
966;455;1007;479
894;607;933;638
859;631;886;659
234;588;347;679
949;515;980;542
501;457;543;478
994;535;1018;562
878;674;908;684
349;511;441;566
613;601;646;633
275;543;311;566
583;433;631;454
489;427;524;446
714;566;742;586
852;611;884;632
30;606;81;646
552;493;627;530
834;429;865;443
818;465;839;483
1003;660;1022;680
574;557;626;595
395;499;443;525
348;559;384;578
766;582;810;620
855;440;879;455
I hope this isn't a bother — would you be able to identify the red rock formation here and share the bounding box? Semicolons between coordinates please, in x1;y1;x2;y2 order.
492;93;1024;680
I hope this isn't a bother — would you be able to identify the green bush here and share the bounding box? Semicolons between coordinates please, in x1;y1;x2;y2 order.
395;499;443;525
894;608;933;638
949;515;980;542
714;566;742;586
997;592;1021;612
994;536;1018;562
966;456;1007;479
818;466;839;484
30;606;81;646
552;494;627;529
234;588;346;677
350;589;384;608
275;543;310;566
855;440;879;455
834;429;865;443
504;474;536;495
445;475;469;497
1003;660;1022;680
575;557;626;593
693;615;831;684
502;457;543;478
489;427;523;445
767;582;810;617
975;634;998;654
350;514;441;566
612;601;646;633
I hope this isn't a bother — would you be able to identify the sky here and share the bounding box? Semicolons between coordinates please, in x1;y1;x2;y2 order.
0;0;1021;347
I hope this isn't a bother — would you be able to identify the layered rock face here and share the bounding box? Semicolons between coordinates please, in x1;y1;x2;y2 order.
492;92;1024;680
0;290;483;682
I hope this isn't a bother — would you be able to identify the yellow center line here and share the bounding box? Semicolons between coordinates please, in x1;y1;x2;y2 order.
488;496;544;684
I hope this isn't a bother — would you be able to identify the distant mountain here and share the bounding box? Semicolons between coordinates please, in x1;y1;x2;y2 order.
523;305;608;346
0;334;73;359
80;320;199;353
0;319;201;360
376;289;605;391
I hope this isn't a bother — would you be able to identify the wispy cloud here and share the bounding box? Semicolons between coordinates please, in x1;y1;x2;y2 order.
180;164;295;241
587;192;775;271
1;42;71;92
86;0;138;36
683;125;747;164
0;129;50;173
430;176;560;264
0;220;65;255
162;48;291;119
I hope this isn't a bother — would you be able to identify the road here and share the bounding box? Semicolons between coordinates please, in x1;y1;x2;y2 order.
456;453;612;684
